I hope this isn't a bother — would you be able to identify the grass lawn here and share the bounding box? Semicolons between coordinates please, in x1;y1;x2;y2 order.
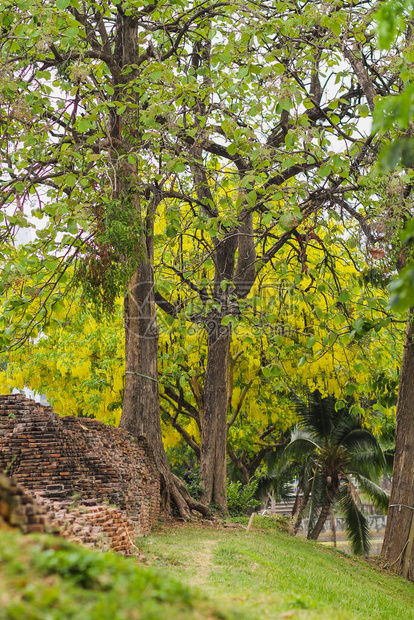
141;516;414;619
1;516;413;619
0;529;228;620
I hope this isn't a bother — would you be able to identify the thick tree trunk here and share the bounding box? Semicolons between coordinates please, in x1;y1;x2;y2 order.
200;321;231;511
120;229;208;518
381;312;414;579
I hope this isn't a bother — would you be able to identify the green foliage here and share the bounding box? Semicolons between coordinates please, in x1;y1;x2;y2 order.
183;467;204;502
146;524;414;619
388;220;414;312
32;544;116;589
227;477;261;517
0;531;228;619
77;197;144;313
338;484;371;556
375;0;414;49
373;0;414;309
0;0;409;509
284;391;389;554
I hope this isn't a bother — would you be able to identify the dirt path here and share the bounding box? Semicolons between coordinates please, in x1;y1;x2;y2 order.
188;538;219;587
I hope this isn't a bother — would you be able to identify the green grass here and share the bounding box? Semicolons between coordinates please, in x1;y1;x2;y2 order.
0;530;231;620
141;516;414;620
1;516;413;619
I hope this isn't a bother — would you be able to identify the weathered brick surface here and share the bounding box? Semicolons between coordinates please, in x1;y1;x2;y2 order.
0;473;49;533
0;394;160;553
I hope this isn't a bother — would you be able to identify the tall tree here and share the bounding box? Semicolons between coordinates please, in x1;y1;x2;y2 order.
1;0;410;516
349;0;414;577
148;0;406;508
0;0;228;516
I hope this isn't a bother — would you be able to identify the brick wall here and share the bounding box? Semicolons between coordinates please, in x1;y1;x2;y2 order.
0;394;160;552
0;473;48;533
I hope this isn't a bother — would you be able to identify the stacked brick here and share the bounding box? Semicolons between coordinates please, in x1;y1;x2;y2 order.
0;393;160;553
0;473;48;533
40;500;140;555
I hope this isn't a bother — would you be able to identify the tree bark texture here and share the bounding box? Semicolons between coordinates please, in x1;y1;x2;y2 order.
200;321;231;510
381;313;414;580
120;248;208;518
119;190;208;518
110;11;209;517
309;485;337;541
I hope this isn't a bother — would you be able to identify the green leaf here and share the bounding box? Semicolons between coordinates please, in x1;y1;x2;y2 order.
65;174;76;187
227;143;238;156
246;190;257;207
318;165;332;178
166;226;177;238
345;383;356;396
172;161;186;173
337;291;351;303
56;0;71;9
357;104;370;118
330;20;341;36
77;118;91;132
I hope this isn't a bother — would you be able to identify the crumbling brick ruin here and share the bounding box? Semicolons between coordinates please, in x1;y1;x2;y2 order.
0;472;48;533
0;394;160;554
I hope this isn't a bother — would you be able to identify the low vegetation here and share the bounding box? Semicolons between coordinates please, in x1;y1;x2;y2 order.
143;517;414;619
0;530;229;620
1;518;413;619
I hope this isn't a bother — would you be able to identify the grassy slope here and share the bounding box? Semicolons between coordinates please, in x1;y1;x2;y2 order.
1;517;413;619
0;530;228;620
142;516;414;620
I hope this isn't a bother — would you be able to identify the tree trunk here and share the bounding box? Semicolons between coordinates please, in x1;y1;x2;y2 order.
381;312;414;579
292;485;310;535
200;321;231;510
331;507;337;548
120;224;208;518
309;487;336;541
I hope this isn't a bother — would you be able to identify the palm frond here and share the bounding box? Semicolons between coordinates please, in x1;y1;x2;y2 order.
301;454;318;495
342;429;385;458
333;410;360;444
284;427;320;461
345;433;386;478
295;391;336;440
352;474;390;514
258;461;299;500
338;482;371;555
264;446;286;474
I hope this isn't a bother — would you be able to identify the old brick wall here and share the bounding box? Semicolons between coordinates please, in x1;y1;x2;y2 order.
0;394;160;551
0;473;48;533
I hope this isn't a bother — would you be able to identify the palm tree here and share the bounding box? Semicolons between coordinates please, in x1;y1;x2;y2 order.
284;390;389;555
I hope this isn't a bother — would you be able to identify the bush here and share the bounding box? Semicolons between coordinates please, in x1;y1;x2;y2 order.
183;467;204;501
227;477;262;516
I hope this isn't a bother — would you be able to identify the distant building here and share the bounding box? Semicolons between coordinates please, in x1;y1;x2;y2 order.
12;387;49;406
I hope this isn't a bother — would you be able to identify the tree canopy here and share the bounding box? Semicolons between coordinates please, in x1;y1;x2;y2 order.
0;0;413;572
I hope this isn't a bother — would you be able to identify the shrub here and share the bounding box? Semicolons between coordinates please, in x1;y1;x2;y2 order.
227;477;262;516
